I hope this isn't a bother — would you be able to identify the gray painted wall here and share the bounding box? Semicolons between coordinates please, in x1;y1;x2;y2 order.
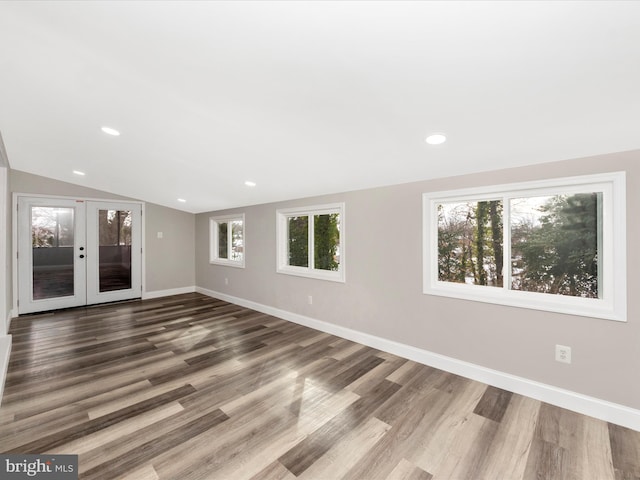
10;170;132;201
9;170;195;299
145;202;195;292
196;150;640;411
1;166;8;335
0;134;10;335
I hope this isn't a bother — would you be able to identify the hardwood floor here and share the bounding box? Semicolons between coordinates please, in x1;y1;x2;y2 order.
1;293;639;479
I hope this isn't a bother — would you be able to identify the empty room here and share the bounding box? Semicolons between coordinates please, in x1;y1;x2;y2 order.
0;1;639;479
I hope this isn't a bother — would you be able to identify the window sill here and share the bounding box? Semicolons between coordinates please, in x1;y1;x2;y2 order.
210;260;245;269
424;282;625;322
277;266;345;283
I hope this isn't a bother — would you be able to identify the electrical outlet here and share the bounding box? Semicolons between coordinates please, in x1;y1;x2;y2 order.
555;344;571;364
307;295;313;305
224;278;229;286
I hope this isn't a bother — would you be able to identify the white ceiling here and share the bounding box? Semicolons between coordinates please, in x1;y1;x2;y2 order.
1;1;639;213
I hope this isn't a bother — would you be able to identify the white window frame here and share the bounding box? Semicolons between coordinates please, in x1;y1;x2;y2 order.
423;172;626;321
276;203;345;282
209;213;245;268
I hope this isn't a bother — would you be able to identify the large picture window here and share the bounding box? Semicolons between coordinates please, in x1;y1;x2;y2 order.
209;214;244;267
423;172;626;321
277;203;344;282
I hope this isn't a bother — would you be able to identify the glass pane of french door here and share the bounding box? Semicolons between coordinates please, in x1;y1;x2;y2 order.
98;209;133;292
31;206;75;300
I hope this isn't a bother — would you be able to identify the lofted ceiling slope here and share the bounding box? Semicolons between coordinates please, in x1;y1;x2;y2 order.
1;1;639;213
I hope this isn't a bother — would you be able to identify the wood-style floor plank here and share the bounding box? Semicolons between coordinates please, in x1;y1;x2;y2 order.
0;292;638;479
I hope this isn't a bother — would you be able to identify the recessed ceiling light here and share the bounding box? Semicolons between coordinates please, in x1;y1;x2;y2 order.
177;198;186;203
101;126;120;136
425;133;447;145
244;181;257;187
72;170;85;176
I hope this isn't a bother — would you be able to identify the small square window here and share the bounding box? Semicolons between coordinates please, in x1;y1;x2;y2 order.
277;203;344;282
210;214;245;267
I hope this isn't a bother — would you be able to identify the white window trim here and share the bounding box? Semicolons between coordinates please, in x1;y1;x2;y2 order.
423;172;627;322
276;203;345;283
209;213;245;268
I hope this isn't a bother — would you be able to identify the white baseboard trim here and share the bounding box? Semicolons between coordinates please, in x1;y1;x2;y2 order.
0;335;12;408
8;310;15;332
142;286;196;300
196;286;640;432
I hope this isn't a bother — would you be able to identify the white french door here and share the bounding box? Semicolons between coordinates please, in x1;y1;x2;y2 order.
17;197;142;314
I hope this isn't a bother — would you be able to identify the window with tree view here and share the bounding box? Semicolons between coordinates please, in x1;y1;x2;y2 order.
424;172;626;321
277;203;344;282
210;214;244;267
288;216;309;267
510;193;601;298
438;200;504;288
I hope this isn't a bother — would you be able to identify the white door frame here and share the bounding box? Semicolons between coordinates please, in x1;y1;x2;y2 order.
13;193;145;314
17;197;87;313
